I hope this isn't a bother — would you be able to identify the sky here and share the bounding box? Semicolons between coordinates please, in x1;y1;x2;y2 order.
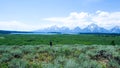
0;0;120;31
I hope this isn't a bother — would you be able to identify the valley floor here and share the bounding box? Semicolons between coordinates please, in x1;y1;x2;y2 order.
0;34;120;45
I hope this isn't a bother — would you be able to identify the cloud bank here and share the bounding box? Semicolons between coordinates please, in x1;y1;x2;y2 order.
0;11;120;31
0;20;56;31
0;21;35;31
44;11;120;30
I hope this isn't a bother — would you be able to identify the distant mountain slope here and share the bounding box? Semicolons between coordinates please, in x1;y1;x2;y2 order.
35;25;71;33
0;30;11;34
71;26;82;33
82;23;108;33
110;26;120;33
0;30;32;34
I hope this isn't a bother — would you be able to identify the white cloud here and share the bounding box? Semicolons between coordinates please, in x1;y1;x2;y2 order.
0;20;56;31
0;21;39;31
44;12;91;29
92;11;120;29
44;11;120;30
0;20;58;31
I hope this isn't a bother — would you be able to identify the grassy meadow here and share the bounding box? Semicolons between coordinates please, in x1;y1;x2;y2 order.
0;34;120;68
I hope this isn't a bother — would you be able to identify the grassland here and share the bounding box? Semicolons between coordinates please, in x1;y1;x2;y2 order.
0;34;120;68
0;34;120;45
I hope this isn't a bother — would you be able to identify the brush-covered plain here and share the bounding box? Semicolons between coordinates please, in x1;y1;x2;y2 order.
0;34;120;68
0;45;120;68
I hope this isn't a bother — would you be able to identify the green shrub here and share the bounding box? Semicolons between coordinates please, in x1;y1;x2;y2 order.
79;60;103;68
0;63;8;68
10;49;23;58
107;59;120;68
0;53;13;63
64;59;79;68
21;46;36;54
8;59;28;68
27;63;43;68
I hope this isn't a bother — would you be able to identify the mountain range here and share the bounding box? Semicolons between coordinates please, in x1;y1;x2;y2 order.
35;23;120;34
0;23;120;34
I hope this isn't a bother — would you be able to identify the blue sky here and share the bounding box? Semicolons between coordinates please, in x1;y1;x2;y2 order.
0;0;120;31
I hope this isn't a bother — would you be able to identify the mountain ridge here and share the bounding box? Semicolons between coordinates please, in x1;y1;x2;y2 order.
35;23;120;33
